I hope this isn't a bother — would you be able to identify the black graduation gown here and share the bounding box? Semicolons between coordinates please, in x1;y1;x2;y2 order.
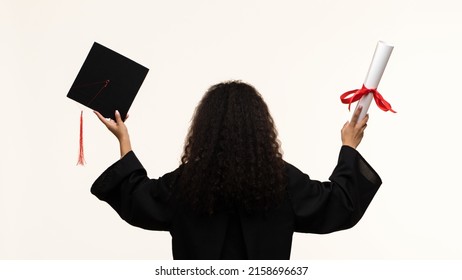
91;145;381;259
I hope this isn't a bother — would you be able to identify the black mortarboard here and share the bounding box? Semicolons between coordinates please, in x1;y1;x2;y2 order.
67;42;149;120
67;42;149;165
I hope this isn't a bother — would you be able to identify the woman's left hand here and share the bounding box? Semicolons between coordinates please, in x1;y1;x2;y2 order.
94;110;129;141
94;110;132;158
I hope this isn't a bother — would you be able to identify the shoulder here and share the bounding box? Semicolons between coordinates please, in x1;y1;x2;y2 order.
283;160;310;183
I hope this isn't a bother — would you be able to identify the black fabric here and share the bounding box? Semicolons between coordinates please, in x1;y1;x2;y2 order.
220;211;247;259
91;145;381;259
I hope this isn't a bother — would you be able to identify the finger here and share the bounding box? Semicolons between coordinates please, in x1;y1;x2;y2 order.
114;110;123;124
125;113;129;122
357;113;369;128
94;111;110;126
350;106;362;125
359;124;367;134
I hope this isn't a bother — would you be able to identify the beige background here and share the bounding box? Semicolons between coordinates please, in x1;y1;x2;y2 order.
1;0;461;259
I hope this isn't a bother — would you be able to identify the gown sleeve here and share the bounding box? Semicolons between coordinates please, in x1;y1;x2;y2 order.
90;151;179;231
287;145;382;234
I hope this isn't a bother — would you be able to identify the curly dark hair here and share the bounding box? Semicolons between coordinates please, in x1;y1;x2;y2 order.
178;81;286;214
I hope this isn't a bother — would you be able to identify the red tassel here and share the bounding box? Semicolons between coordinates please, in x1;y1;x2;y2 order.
77;110;86;166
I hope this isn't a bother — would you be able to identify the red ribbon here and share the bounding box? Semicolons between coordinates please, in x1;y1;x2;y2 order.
73;80;109;166
340;84;396;113
77;110;86;166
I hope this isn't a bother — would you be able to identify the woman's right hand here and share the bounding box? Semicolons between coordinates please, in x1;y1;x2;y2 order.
341;106;369;149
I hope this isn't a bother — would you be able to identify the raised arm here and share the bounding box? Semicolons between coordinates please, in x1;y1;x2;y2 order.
92;110;178;231
288;106;380;234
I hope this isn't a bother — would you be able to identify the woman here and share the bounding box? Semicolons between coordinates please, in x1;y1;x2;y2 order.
91;80;381;259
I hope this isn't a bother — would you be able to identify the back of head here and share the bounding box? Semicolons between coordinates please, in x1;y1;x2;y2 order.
179;81;285;214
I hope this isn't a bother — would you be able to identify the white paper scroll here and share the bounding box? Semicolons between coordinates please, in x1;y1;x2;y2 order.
355;41;394;121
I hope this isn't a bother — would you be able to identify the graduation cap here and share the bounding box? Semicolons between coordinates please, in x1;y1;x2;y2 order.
67;42;149;165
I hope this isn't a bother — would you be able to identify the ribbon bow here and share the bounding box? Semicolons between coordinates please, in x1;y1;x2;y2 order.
340;84;396;113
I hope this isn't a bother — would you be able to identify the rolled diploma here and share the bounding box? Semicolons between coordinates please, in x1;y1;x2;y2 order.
355;41;394;121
